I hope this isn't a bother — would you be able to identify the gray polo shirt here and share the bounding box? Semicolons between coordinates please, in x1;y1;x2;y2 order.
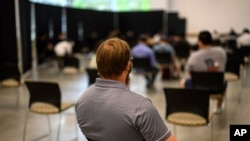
186;46;226;72
75;78;171;141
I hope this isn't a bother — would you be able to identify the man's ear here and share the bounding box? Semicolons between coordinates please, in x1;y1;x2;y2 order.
126;61;131;71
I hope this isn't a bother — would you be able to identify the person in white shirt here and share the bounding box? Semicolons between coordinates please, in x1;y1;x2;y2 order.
237;28;250;48
54;39;75;69
54;39;75;57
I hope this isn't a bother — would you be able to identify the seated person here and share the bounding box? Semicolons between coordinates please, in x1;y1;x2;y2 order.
54;39;75;57
36;31;54;63
132;34;159;88
172;35;191;61
237;28;250;48
54;39;75;69
180;30;227;111
153;35;180;79
75;38;177;141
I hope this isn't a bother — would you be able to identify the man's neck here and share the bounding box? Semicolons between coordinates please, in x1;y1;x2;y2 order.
199;44;211;50
102;74;127;85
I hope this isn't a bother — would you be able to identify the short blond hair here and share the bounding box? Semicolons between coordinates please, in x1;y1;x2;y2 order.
96;38;131;78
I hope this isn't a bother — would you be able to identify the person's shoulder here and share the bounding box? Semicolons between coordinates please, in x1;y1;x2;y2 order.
125;90;152;104
189;50;201;57
55;40;67;47
188;50;206;63
153;44;160;48
131;44;139;50
212;46;226;54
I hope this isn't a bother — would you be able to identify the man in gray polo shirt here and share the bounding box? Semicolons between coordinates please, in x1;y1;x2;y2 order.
75;38;177;141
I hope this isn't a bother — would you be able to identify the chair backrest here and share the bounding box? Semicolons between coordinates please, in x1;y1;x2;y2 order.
25;81;61;110
154;51;172;64
131;57;151;71
174;41;191;59
163;88;210;124
240;46;250;58
191;71;224;94
0;63;20;82
63;56;79;68
86;68;99;86
227;51;244;65
226;53;241;76
226;39;237;50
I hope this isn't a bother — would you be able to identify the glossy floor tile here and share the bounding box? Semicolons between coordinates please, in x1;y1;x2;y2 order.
0;55;250;141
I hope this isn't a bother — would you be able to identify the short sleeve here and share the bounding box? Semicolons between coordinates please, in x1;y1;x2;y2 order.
185;56;193;72
135;98;171;141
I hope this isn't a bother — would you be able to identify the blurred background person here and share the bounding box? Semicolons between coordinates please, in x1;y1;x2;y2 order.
36;31;54;63
132;34;159;88
237;28;250;48
153;35;181;79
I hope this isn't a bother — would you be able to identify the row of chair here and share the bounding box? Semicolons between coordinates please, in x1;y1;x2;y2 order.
0;65;97;141
24;73;218;141
21;70;244;141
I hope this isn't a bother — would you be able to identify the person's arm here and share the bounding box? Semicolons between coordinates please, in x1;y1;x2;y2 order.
135;98;177;141
149;49;158;67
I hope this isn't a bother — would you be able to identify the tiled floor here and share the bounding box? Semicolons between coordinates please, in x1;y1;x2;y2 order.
0;54;249;141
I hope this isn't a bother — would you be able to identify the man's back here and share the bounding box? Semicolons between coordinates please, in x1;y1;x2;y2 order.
54;40;73;57
237;33;250;47
153;43;175;55
132;43;157;67
186;47;226;72
75;78;170;141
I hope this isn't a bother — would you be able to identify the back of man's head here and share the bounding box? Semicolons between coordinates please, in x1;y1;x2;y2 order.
96;38;131;78
198;30;212;45
160;35;168;42
138;34;149;42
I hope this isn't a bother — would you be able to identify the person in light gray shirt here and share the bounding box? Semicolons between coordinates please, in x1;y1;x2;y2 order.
181;30;227;88
180;31;227;113
185;46;226;72
75;38;177;141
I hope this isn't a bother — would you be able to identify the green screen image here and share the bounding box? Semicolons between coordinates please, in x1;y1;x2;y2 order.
30;0;150;11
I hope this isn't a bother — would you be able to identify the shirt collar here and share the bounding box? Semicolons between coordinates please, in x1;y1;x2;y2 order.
95;78;129;90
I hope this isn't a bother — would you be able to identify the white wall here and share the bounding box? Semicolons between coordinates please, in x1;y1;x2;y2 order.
150;0;168;11
150;0;250;34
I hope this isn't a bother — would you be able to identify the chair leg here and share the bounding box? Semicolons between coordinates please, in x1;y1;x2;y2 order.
23;111;29;141
75;116;79;140
224;95;227;123
57;114;62;141
47;115;51;141
16;88;20;110
238;80;243;104
173;125;177;138
209;122;213;141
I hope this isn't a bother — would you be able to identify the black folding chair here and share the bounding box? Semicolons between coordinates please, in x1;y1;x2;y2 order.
86;68;99;86
24;81;77;141
163;88;213;141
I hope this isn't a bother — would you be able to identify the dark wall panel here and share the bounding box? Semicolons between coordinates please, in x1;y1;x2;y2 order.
20;0;31;73
66;8;86;52
176;18;186;37
167;12;186;37
0;0;17;65
118;11;164;37
35;4;62;43
66;8;114;51
82;10;114;39
66;8;82;43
